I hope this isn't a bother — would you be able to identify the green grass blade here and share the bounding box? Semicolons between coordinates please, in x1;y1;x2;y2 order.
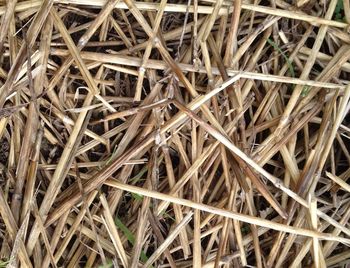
115;217;152;266
267;38;295;78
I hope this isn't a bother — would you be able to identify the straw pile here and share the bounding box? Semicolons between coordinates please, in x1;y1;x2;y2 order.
0;0;349;267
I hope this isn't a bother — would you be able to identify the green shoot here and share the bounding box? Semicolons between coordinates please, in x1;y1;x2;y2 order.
105;145;119;166
97;260;113;268
115;217;152;266
334;0;345;22
160;210;176;222
267;38;295;78
131;192;144;201
129;166;148;184
301;86;310;97
0;260;9;268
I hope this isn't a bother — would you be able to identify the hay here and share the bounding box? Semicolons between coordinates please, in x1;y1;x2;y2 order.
0;0;349;267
